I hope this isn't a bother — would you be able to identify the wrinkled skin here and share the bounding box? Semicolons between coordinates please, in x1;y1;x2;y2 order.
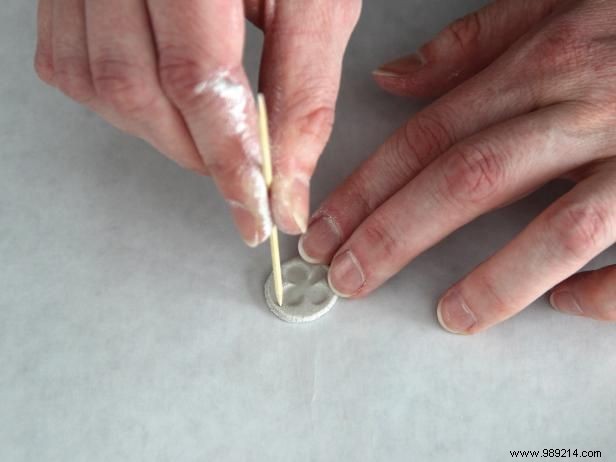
299;0;616;333
36;0;616;333
34;0;361;245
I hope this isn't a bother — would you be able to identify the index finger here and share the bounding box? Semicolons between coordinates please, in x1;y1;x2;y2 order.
147;0;271;246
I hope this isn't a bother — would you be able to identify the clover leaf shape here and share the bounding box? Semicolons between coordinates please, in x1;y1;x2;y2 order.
283;262;331;308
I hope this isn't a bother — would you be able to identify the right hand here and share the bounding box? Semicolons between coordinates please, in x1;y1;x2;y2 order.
35;0;361;246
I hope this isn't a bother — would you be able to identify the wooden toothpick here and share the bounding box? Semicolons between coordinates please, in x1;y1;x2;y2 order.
257;94;283;306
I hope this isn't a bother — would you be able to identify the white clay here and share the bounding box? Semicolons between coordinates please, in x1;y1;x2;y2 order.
265;257;339;323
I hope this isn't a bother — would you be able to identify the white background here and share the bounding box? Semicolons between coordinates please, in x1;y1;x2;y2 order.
1;1;615;461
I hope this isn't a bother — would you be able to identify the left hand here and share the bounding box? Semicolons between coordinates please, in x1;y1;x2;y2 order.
298;0;616;334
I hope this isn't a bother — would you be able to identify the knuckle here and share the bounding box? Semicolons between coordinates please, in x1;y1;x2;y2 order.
206;157;245;183
273;80;337;153
282;104;335;175
474;273;513;319
403;112;455;171
91;58;157;115
279;78;337;131
524;20;591;74
377;131;422;185
346;172;377;217
547;201;611;262
296;105;335;140
360;213;401;263
439;11;483;57
53;56;95;103
441;142;503;206
158;52;209;108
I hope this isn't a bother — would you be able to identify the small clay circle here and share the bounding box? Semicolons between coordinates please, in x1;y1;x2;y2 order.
264;257;339;323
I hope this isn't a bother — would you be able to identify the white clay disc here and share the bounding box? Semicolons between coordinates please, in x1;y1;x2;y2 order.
265;257;338;323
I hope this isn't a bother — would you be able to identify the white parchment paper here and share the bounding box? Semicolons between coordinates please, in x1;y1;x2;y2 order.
1;1;614;461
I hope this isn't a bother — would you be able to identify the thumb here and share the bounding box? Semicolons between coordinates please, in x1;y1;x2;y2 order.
373;0;560;98
258;1;361;234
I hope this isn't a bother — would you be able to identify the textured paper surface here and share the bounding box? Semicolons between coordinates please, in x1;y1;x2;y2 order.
1;1;615;461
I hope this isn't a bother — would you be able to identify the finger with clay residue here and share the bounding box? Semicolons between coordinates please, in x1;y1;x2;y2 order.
192;70;272;247
147;0;272;246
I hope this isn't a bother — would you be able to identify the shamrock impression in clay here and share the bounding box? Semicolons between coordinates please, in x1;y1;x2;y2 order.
265;257;338;323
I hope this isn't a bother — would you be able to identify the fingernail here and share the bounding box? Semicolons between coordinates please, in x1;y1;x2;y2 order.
328;250;365;297
293;210;307;234
229;202;268;248
298;215;342;264
373;52;426;78
275;177;309;235
550;290;584;316
437;290;477;334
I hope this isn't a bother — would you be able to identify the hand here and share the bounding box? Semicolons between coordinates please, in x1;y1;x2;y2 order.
34;0;361;246
298;0;616;333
